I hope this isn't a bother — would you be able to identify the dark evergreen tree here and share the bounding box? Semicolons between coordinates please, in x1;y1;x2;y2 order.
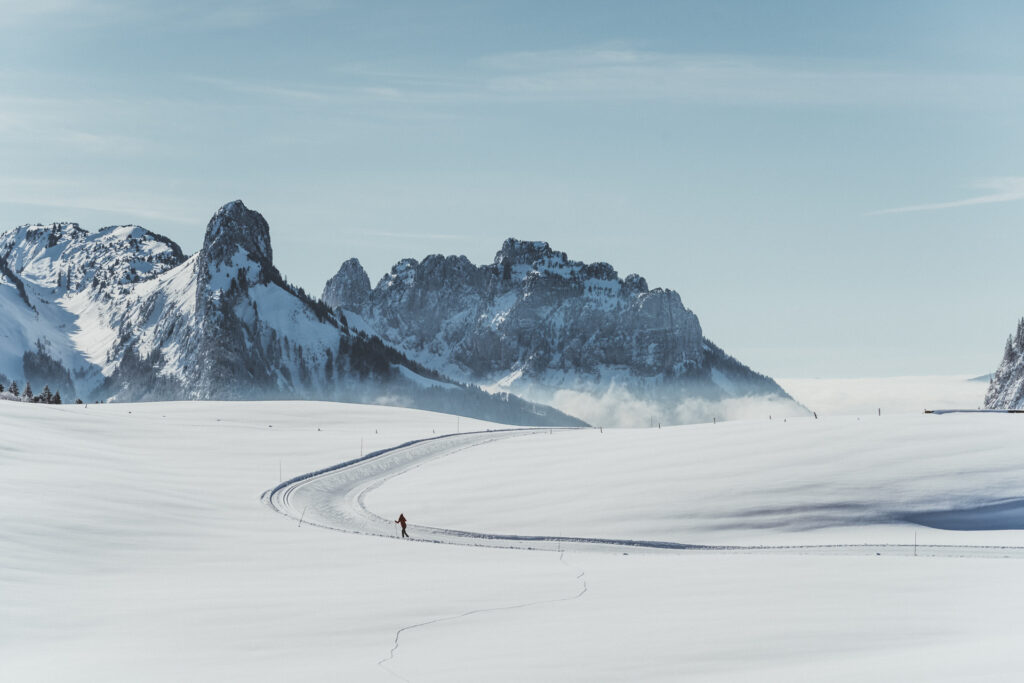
0;382;4;393
23;382;33;400
75;398;83;405
9;380;19;397
324;348;334;382
41;385;53;404
53;391;62;405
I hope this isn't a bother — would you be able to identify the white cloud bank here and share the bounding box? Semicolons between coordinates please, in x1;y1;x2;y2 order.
545;386;807;429
778;375;989;417
539;376;989;427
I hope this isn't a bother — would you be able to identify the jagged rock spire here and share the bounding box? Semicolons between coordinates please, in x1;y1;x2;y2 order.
202;200;273;265
197;200;280;290
323;258;371;313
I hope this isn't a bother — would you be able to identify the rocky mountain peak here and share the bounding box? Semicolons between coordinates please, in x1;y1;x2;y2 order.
494;238;566;267
323;258;371;313
198;200;279;289
624;273;649;293
202;200;273;266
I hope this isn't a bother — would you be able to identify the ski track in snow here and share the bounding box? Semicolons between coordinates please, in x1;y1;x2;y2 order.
377;550;588;681
261;427;1024;676
262;428;1024;559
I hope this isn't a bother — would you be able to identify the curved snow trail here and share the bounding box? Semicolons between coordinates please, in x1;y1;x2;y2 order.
263;428;719;552
376;550;588;681
262;428;1024;559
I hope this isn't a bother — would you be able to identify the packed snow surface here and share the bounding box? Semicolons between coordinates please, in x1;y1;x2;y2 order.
5;400;1024;681
367;412;1024;547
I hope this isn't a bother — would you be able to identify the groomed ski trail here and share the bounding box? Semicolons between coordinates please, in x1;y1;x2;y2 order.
262;428;1024;559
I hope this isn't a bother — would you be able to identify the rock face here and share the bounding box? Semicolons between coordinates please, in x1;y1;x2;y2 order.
985;318;1024;409
323;238;802;426
0;204;583;427
323;258;371;312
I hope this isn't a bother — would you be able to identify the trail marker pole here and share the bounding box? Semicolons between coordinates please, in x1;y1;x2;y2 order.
298;505;308;528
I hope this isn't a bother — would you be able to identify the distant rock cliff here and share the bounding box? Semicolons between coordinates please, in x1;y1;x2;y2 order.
985;318;1024;409
324;238;803;426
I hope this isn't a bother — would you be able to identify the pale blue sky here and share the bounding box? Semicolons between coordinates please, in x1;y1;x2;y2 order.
2;1;1022;377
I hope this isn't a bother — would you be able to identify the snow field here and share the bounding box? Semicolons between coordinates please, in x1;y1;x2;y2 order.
398;552;1024;682
2;401;560;682
5;399;1024;680
366;412;1024;547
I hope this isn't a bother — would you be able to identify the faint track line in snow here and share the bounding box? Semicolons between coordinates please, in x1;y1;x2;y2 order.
377;550;588;681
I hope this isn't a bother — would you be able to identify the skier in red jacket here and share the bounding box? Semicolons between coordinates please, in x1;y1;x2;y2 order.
395;513;409;538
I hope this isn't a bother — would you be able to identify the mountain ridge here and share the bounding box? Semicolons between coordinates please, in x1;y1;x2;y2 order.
323;238;803;426
0;203;583;427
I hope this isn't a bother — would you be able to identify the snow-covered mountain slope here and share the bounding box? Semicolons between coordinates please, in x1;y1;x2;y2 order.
6;400;1024;682
323;239;804;426
0;222;186;398
0;203;582;426
985;318;1024;409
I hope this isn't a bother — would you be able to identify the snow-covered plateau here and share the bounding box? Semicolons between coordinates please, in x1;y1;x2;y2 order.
5;395;1024;681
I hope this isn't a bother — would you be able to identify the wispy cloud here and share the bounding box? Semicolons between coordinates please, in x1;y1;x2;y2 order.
369;230;465;241
184;75;332;102
192;0;334;29
0;177;200;226
0;0;103;26
0;95;163;156
870;177;1024;215
0;0;334;30
475;48;1018;107
186;47;1022;112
